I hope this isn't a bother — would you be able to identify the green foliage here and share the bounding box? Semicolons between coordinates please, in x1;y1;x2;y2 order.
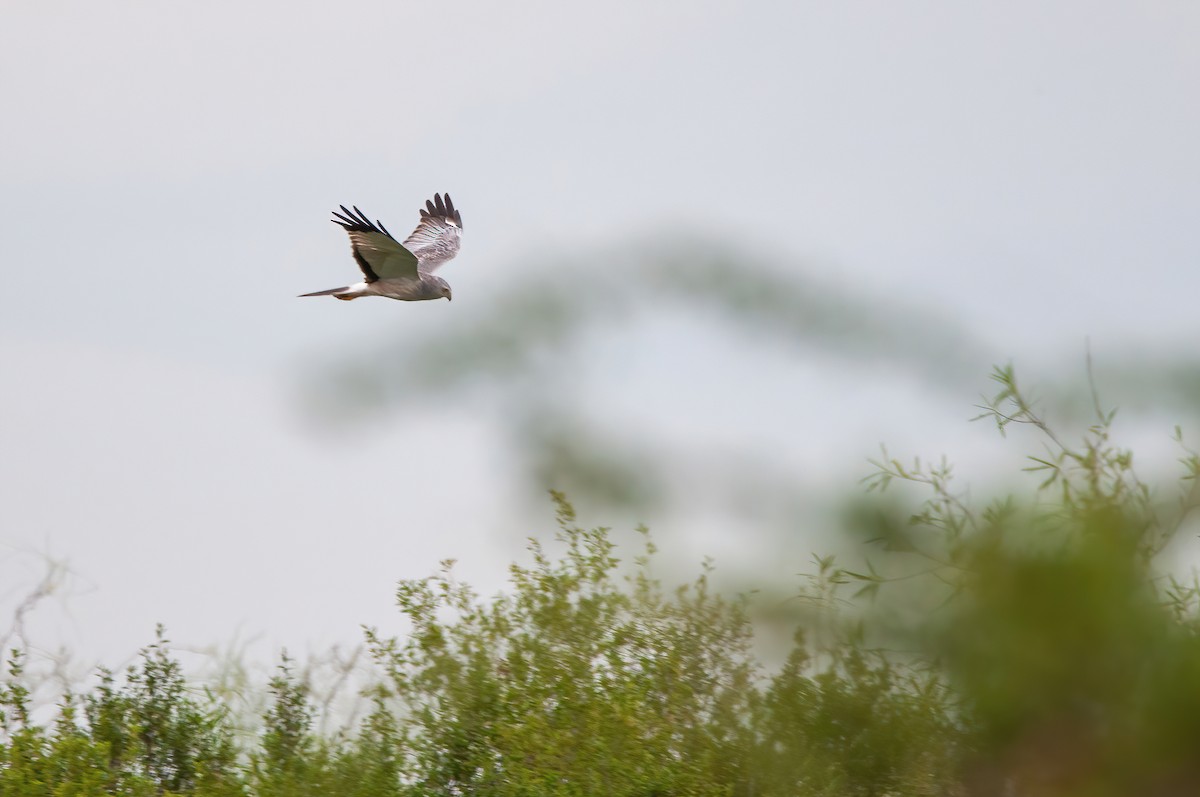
90;626;242;796
852;363;1200;794
358;493;958;796
367;493;762;796
0;628;243;797
757;635;958;796
5;362;1200;795
249;653;324;797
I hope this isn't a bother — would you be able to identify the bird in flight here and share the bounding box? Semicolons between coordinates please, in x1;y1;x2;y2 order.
300;193;463;302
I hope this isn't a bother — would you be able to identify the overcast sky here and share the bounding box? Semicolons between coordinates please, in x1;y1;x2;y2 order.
2;1;1198;673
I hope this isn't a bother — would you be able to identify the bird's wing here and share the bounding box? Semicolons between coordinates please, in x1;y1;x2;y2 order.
403;193;463;273
331;205;419;282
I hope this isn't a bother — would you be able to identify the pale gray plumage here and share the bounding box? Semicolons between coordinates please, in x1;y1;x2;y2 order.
300;193;463;302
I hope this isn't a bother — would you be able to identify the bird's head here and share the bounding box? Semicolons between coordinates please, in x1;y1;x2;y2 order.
428;275;452;301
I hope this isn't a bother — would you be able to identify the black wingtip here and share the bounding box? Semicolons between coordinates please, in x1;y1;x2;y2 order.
417;192;463;229
443;193;462;228
330;204;397;240
331;204;360;228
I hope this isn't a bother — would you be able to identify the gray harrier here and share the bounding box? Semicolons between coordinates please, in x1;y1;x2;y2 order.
300;193;463;302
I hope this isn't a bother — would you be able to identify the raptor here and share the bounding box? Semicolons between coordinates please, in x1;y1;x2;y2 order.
300;193;463;302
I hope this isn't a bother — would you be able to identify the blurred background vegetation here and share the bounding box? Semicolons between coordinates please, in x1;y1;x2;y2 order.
302;244;1200;519
5;245;1200;795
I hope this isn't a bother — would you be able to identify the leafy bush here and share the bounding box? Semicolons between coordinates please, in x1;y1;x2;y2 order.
1;627;243;797
366;497;760;796
4;364;1200;795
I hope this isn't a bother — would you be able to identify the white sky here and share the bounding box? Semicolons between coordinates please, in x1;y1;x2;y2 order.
2;1;1198;673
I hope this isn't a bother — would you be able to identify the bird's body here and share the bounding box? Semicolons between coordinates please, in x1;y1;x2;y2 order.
301;193;463;302
300;274;450;302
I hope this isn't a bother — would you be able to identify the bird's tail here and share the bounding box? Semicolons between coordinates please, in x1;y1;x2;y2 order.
298;286;357;300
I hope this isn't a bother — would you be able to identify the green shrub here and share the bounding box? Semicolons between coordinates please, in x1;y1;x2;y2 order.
4;363;1200;796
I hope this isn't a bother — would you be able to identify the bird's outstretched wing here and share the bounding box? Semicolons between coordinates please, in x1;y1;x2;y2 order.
331;205;419;282
403;193;463;273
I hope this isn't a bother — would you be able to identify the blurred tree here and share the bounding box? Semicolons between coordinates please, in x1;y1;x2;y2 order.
304;245;1200;525
303;245;993;515
850;364;1200;795
5;359;1200;795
